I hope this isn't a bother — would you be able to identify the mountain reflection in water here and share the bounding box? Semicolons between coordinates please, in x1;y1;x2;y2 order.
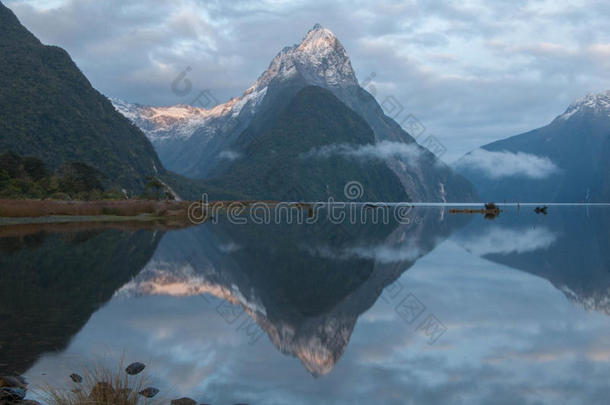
2;206;610;404
115;206;459;376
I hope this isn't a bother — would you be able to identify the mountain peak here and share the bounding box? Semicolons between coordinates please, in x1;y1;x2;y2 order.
559;90;610;121
249;24;357;92
298;24;341;54
311;23;323;30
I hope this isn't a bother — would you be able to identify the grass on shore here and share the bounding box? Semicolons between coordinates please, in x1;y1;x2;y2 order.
0;199;192;219
38;361;162;405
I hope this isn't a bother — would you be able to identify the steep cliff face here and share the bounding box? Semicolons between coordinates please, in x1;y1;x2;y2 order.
200;86;409;201
114;24;477;202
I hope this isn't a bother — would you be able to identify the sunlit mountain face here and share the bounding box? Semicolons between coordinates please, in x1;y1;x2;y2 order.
3;206;610;404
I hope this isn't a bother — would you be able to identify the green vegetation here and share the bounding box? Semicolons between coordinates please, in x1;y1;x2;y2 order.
39;360;161;405
203;86;409;201
139;177;175;201
0;150;188;201
0;151;125;200
0;2;169;195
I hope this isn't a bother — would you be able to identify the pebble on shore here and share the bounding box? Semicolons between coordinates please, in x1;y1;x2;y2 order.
125;362;146;376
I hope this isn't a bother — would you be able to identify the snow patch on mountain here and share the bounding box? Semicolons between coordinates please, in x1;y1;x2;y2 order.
250;23;357;93
559;284;610;316
558;90;610;120
111;24;354;144
111;98;209;141
111;83;269;143
116;261;268;316
114;259;353;376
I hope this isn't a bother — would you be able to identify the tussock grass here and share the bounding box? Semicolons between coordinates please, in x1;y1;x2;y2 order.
38;360;163;405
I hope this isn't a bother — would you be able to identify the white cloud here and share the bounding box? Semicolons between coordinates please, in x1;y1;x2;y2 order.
454;148;560;179
303;240;423;264
218;242;241;252
302;141;423;162
458;226;557;256
6;0;610;160
218;150;242;161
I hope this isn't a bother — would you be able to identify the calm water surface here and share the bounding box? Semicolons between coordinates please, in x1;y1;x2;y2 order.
1;205;609;404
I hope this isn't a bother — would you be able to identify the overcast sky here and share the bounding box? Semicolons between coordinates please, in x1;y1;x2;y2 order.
6;0;610;161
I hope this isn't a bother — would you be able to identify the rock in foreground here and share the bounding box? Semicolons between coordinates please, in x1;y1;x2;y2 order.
139;387;159;398
125;362;146;375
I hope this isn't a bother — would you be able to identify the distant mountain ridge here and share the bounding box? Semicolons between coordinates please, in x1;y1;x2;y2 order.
455;89;610;202
114;24;477;202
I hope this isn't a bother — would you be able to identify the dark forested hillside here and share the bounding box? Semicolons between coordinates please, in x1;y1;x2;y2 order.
0;1;167;194
203;86;409;201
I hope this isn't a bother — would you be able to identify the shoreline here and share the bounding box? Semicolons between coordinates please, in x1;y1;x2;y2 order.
0;199;296;226
2;199;606;227
0;199;199;228
0;213;173;226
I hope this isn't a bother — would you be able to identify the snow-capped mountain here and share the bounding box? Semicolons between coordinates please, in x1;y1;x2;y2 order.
251;23;358;91
456;89;610;202
110;99;209;142
113;24;477;202
558;90;610;121
110;82;268;172
112;24;354;148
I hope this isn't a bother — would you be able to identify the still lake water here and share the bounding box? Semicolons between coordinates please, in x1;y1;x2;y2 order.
1;205;610;404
